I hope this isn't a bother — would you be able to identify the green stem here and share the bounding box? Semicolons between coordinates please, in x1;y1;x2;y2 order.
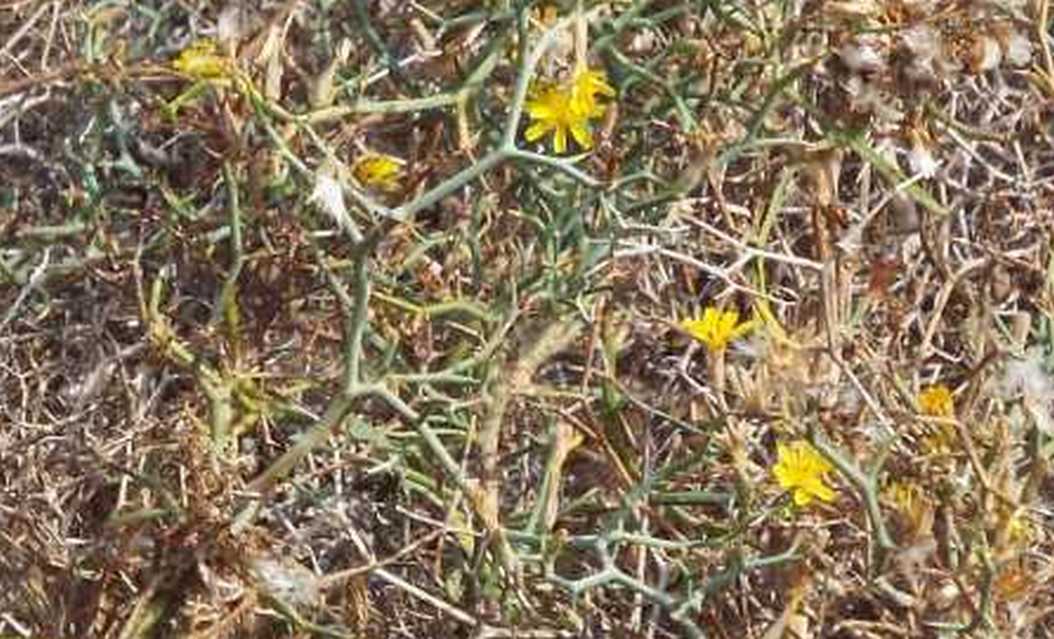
808;426;896;570
392;150;505;221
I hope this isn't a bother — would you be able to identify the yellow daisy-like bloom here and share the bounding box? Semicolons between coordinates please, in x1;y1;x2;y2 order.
352;154;403;192
885;480;930;534
571;68;616;116
918;384;954;417
172;39;229;80
773;440;837;506
887;481;920;514
524;83;588;154
530;4;559;27
680;307;755;353
524;67;614;154
1006;513;1034;545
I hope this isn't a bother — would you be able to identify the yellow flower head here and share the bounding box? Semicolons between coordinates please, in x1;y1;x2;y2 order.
886;481;920;514
524;67;614;154
571;68;615;116
530;4;559;26
352;154;403;192
1006;513;1033;546
680;307;755;353
885;480;930;534
773;440;836;506
172;39;229;80
918;384;954;417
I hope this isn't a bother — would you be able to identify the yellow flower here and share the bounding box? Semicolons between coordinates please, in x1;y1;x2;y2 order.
1006;513;1033;545
920;416;957;456
886;480;930;534
570;67;615;117
524;67;613;154
352;154;403;192
524;84;587;154
773;440;836;506
530;4;559;26
172;39;229;80
918;384;954;417
887;481;915;510
680;307;755;353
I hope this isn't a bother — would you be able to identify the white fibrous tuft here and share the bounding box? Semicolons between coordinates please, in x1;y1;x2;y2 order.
1002;351;1054;399
217;3;255;43
845;76;903;121
901;25;939;81
874;136;901;172
907;141;940;178
902;24;941;62
249;557;321;608
1000;349;1054;434
899;0;939;13
310;172;352;230
839;38;885;73
732;332;766;360
973;35;1002;72
1003;31;1033;67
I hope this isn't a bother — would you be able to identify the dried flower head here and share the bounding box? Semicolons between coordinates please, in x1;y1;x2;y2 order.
1006;512;1034;546
172;39;230;80
885;480;933;538
993;563;1037;602
920;423;957;457
887;480;920;514
773;440;837;506
352;153;403;192
681;307;756;353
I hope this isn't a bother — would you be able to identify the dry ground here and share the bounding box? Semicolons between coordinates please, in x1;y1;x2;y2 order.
2;1;1054;637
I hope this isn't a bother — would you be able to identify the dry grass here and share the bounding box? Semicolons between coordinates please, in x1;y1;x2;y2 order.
2;0;1053;637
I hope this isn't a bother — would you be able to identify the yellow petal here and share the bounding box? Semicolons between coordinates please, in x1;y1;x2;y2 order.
730;318;758;340
720;310;739;334
586;70;615;96
172;39;229;79
812;481;836;502
525;121;552;142
527;99;557;120
553;127;567;154
570;120;593;149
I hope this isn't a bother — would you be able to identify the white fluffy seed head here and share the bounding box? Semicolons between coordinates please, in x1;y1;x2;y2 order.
902;24;941;62
1000;349;1054;434
249;557;321;608
845;76;903;121
1003;30;1033;67
839;38;885;73
1001;350;1054;401
907;141;940;178
971;35;1002;72
310;171;352;230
